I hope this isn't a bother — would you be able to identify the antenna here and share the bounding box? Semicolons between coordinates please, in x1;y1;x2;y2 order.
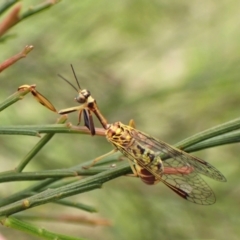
70;64;81;90
57;73;79;92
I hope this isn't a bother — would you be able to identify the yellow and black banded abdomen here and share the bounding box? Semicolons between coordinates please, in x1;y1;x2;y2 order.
106;121;164;181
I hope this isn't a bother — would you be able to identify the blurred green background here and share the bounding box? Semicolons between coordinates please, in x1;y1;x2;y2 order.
1;0;240;239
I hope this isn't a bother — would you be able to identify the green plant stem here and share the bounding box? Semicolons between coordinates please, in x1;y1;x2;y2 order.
16;115;67;172
175;116;240;149
15;213;111;226
20;0;60;20
0;182;101;216
3;117;240;213
0;164;119;183
0;164;130;217
184;129;240;152
0;156;119;207
0;115;68;177
0;152;121;183
0;0;18;14
0;86;31;111
0;124;105;136
0;216;84;240
56;199;97;213
0;169;78;182
1;116;240;217
0;179;57;207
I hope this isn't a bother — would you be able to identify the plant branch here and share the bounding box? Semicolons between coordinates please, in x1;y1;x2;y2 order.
0;216;84;240
15;115;67;172
0;164;130;216
0;2;21;37
0;45;33;72
0;123;105;136
0;0;18;15
175;116;240;149
0;1;60;38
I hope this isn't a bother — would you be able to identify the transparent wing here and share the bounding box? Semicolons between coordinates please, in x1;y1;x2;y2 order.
120;144;216;205
161;160;216;204
131;129;226;182
122;128;226;204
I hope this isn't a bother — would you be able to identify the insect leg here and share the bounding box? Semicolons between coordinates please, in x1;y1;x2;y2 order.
82;109;96;135
18;85;57;112
83;149;118;169
124;159;139;177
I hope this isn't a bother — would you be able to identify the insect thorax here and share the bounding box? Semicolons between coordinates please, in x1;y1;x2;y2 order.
106;122;164;177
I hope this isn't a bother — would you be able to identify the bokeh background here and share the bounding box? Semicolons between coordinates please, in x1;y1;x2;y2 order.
1;0;240;239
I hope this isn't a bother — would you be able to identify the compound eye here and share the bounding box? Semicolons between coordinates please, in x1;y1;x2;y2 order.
82;90;91;98
75;94;86;103
74;90;91;103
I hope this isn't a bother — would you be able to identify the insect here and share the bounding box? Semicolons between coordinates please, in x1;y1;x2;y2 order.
18;84;57;112
58;65;107;135
104;120;226;205
58;67;226;205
